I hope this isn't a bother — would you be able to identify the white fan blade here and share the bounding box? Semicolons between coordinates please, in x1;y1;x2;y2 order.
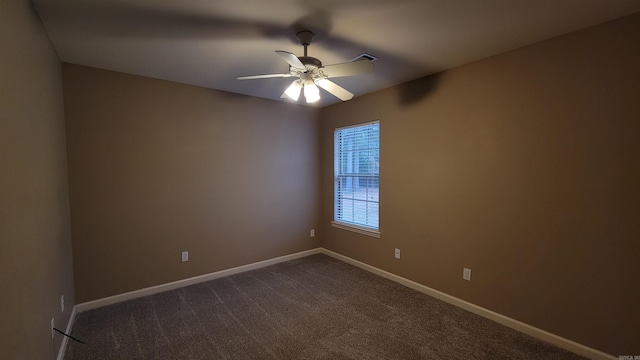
321;59;374;78
236;73;295;80
315;78;354;101
275;50;306;71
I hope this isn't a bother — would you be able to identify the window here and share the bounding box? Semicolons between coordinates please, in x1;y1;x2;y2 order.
333;121;380;236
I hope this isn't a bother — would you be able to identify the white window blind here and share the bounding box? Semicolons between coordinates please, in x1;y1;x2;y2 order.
334;121;380;231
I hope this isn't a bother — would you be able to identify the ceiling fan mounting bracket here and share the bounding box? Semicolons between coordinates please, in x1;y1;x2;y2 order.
296;30;315;46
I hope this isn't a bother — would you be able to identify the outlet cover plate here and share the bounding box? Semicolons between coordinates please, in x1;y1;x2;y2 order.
394;248;400;259
463;268;472;281
181;251;189;262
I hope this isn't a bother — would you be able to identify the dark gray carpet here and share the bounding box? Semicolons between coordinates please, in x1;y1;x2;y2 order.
65;254;587;359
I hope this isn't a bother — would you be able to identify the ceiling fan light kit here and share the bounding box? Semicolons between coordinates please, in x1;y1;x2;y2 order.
237;30;374;103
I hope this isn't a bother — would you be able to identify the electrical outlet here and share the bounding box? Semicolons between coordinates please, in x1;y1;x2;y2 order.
61;295;64;313
310;229;315;237
394;248;400;259
463;268;472;281
181;251;189;262
51;318;55;339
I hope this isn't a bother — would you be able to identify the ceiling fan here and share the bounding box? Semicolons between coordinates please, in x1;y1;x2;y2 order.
236;30;374;103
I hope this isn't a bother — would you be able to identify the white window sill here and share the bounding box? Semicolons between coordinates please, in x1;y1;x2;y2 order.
331;221;381;238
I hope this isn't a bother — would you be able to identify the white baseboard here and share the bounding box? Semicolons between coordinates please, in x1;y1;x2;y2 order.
75;248;322;312
319;248;615;360
73;246;614;360
57;305;77;360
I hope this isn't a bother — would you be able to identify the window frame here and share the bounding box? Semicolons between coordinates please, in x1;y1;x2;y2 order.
331;120;381;238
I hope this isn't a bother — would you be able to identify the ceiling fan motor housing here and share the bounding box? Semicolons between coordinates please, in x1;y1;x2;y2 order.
289;56;324;82
299;57;322;69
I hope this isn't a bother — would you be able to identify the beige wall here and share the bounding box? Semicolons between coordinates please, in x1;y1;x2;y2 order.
319;13;640;356
0;0;75;358
63;64;321;303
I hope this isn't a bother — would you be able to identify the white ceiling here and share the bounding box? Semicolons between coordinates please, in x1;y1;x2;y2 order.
33;0;640;107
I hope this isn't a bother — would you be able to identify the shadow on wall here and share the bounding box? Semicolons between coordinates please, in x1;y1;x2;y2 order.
397;72;442;105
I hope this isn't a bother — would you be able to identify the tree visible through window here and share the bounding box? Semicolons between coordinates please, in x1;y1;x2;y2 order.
334;121;379;231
